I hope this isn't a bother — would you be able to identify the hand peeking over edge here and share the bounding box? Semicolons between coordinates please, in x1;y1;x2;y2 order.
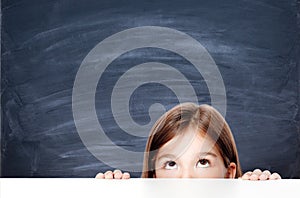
95;169;130;179
240;169;281;180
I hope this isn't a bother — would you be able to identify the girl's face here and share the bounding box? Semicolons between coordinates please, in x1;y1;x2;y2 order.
154;128;236;178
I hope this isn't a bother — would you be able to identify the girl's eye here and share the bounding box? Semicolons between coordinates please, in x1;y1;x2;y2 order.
165;161;177;170
196;159;210;168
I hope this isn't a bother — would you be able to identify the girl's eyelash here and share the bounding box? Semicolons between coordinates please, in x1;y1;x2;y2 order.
162;159;211;169
198;158;210;164
164;160;176;166
163;159;210;164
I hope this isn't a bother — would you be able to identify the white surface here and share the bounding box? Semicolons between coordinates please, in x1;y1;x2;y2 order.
1;178;299;198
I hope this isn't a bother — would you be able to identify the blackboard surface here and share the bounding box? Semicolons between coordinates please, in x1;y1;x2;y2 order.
1;0;299;178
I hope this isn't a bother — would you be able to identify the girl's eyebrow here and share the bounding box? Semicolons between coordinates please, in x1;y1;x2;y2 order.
198;152;218;158
157;152;218;161
156;154;176;161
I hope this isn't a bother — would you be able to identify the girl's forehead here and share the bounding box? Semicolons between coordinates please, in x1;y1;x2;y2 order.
156;127;219;157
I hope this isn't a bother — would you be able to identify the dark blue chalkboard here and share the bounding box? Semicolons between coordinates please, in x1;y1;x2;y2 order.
1;0;299;178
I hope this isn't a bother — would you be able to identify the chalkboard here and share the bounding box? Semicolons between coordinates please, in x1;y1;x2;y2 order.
1;0;299;178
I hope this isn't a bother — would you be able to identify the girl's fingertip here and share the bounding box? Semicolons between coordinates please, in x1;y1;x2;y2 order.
262;170;271;176
123;172;131;179
249;174;259;181
270;173;281;180
253;169;262;175
104;171;113;179
241;174;250;180
113;169;122;174
259;174;267;180
95;173;104;179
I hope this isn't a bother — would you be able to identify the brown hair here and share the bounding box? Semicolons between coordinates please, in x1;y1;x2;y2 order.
141;102;242;178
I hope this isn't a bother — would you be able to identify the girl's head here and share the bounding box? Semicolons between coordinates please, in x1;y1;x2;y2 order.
141;103;242;178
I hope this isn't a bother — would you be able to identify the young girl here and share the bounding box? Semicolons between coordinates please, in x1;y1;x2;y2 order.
96;103;281;180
